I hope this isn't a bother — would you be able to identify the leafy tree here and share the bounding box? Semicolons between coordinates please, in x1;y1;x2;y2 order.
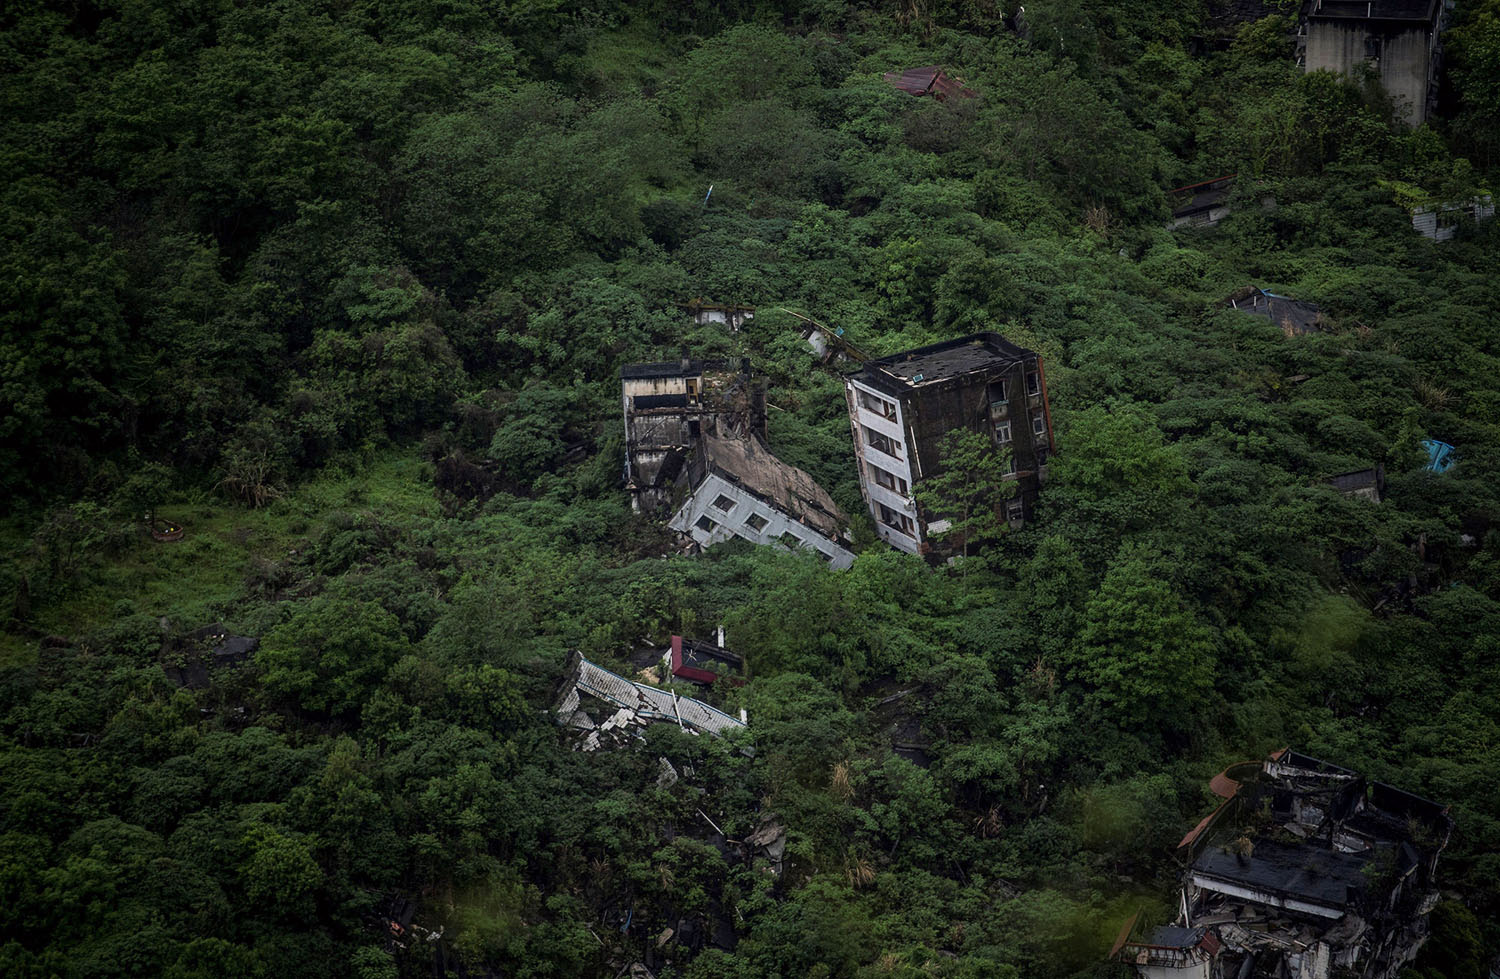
257;597;412;715
914;428;1014;561
1065;543;1216;738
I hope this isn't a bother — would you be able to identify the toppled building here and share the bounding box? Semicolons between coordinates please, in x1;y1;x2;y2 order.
1227;286;1325;336
845;332;1053;555
668;432;856;568
555;653;746;750
882;65;977;100
621;355;765;514
1328;466;1384;502
1127;749;1453;979
1297;0;1449;126
1170;176;1236;229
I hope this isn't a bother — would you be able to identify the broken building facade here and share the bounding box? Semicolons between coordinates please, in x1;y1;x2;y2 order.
667;432;856;568
1119;749;1452;979
844;332;1053;555
621;356;765;514
1297;0;1449;126
622;355;855;567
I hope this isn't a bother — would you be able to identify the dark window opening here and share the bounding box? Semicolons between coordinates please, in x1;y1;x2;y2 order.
1026;372;1040;397
744;512;769;532
870;464;908;495
695;515;716;532
712;494;736;511
864;426;902;459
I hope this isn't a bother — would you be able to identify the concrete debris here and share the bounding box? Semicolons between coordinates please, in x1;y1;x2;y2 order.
1118;748;1452;979
746;816;787;875
553;652;747;750
656;757;679;790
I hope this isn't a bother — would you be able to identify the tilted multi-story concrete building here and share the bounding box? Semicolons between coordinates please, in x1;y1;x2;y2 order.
844;332;1053;556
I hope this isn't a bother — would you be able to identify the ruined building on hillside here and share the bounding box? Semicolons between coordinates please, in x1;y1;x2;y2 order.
621;355;765;514
1115;749;1452;979
622;355;855;567
667;432;856;568
845;332;1053;555
1296;0;1449;126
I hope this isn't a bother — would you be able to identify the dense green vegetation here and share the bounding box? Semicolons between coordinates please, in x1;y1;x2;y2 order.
3;1;1499;976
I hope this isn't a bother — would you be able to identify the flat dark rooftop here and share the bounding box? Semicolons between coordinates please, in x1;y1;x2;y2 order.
1309;0;1439;21
621;359;730;380
1193;837;1371;909
1152;927;1206;949
864;332;1035;388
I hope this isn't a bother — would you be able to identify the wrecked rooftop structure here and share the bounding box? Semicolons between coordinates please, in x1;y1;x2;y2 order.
882;65;977;100
845;331;1053;555
670;633;745;686
1119;749;1452;979
554;652;746;750
681;298;756;332
1227;286;1325;336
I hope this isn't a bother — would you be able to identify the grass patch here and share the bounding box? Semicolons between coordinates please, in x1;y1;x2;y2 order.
0;449;436;664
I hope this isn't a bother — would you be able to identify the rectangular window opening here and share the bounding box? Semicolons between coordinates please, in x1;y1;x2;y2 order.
743;512;769;532
858;389;897;421
870;464;909;496
695;515;717;532
1032;415;1045;436
712;493;736;512
1026;372;1041;397
864;426;902;459
995;422;1012;445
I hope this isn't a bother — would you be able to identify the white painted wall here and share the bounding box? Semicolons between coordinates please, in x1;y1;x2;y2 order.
846;377;921;553
668;472;856;569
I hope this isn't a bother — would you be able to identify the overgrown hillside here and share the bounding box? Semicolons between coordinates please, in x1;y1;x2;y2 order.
2;2;1498;977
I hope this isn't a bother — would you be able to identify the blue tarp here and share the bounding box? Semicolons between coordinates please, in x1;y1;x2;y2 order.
1423;439;1455;473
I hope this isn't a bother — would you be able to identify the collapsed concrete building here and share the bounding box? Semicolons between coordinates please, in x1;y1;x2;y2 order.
621;355;765;514
622;355;856;567
667;432;856;568
1116;749;1452;979
1296;0;1449;126
844;332;1053;555
555;652;747;751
